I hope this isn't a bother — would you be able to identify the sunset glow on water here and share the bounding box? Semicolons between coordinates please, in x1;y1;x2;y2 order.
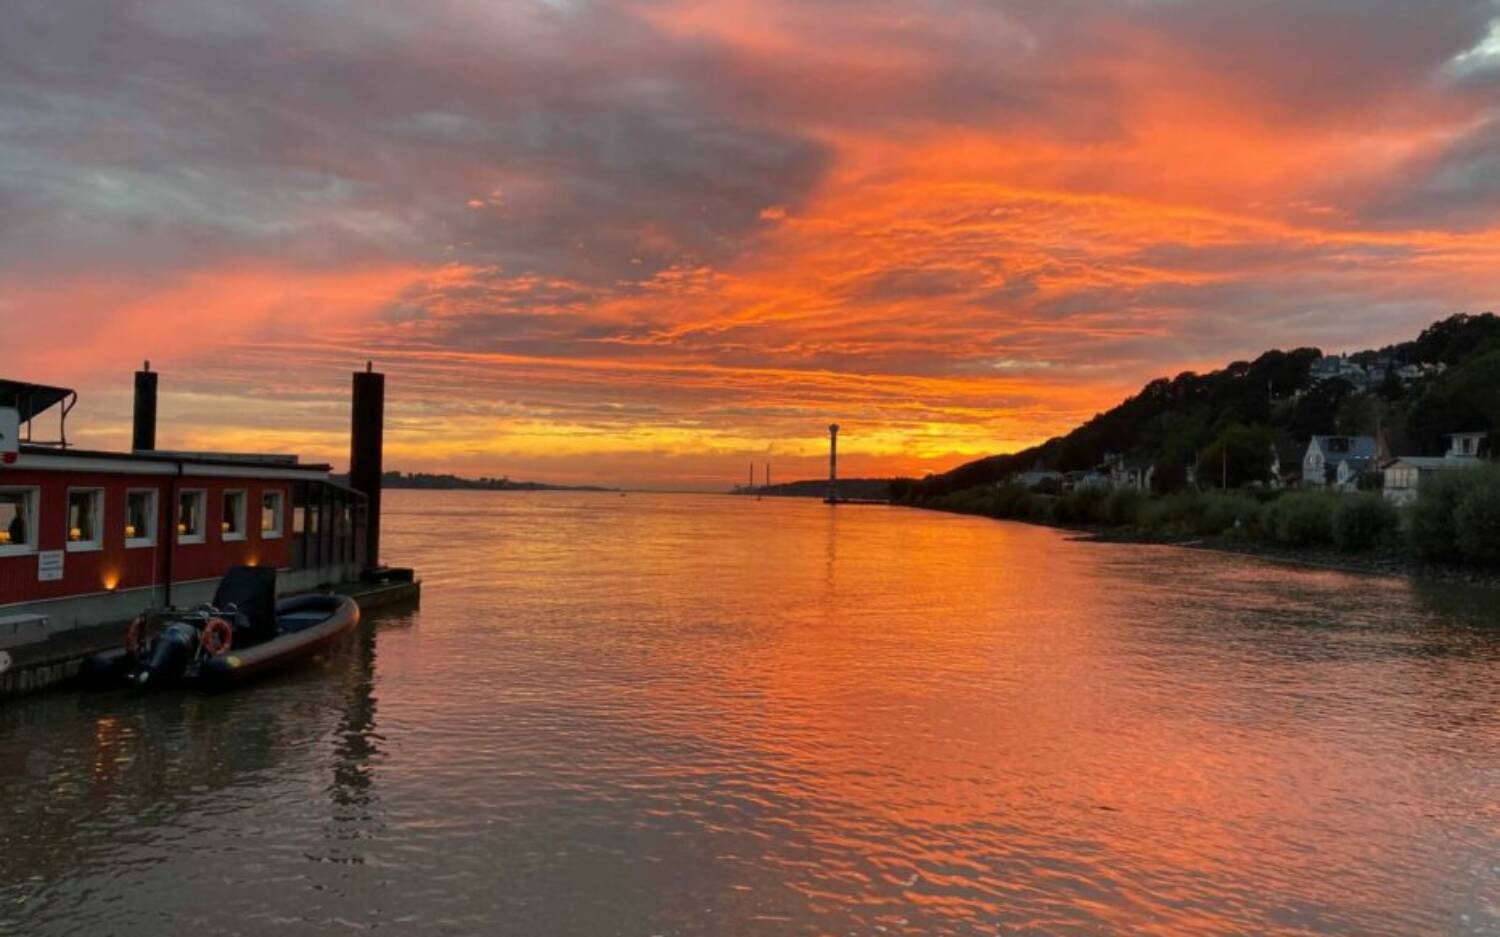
3;493;1497;935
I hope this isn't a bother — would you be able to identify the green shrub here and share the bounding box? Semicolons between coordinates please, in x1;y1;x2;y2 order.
1135;492;1257;537
1103;489;1146;528
1408;470;1483;560
1265;492;1336;546
1026;494;1056;523
1138;493;1195;534
1198;493;1261;537
1331;493;1398;551
1055;487;1108;525
997;485;1048;521
1454;474;1500;566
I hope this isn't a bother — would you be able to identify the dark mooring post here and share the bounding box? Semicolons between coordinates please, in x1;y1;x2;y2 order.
132;361;158;452
826;424;840;503
350;362;385;570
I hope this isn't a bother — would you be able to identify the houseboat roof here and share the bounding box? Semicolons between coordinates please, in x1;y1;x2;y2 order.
0;379;74;422
14;444;333;480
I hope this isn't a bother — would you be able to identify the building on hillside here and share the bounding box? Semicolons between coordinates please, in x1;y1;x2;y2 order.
1111;457;1155;493
1447;431;1487;458
1094;452;1153;492
1303;435;1380;492
1383;432;1489;505
1012;470;1063;490
1310;355;1367;386
1071;471;1111;492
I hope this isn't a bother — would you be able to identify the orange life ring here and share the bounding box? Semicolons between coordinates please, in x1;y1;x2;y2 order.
201;617;234;656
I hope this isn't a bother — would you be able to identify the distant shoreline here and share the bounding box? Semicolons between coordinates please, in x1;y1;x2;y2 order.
336;471;616;493
382;481;617;492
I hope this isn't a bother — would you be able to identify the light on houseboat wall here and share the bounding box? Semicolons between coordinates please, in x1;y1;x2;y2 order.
102;572;120;591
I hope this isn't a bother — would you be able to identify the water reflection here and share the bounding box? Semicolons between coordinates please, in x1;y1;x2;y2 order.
0;606;402;933
2;492;1498;936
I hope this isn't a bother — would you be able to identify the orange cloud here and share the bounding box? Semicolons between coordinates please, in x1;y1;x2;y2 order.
4;1;1500;487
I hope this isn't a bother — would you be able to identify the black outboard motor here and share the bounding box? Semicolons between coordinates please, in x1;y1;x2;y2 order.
135;621;200;688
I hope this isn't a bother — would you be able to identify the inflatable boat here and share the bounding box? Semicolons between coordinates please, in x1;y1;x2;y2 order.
81;567;360;692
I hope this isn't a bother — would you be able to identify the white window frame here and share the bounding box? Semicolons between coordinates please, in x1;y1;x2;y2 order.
125;488;158;549
65;487;105;553
221;489;247;542
261;489;285;539
178;489;207;545
0;486;39;557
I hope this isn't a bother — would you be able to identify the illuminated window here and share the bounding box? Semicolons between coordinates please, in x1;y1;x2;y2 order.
261;490;285;539
178;490;206;544
222;490;247;541
67;488;104;552
0;487;38;555
126;489;157;548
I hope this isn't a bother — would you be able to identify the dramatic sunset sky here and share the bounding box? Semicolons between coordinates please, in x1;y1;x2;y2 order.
5;1;1500;487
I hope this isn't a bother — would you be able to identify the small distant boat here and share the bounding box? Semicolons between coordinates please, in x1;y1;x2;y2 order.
82;567;359;692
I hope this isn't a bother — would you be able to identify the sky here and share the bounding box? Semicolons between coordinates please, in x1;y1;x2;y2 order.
4;0;1500;489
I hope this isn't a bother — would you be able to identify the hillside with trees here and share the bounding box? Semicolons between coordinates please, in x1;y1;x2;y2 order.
896;312;1500;502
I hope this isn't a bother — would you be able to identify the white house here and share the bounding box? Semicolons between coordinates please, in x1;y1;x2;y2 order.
1096;453;1154;493
1303;436;1380;491
1384;432;1488;505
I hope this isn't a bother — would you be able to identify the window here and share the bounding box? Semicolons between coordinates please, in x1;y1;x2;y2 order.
67;489;104;552
261;490;285;538
178;490;206;544
126;489;157;547
0;488;38;555
293;505;306;536
222;490;247;541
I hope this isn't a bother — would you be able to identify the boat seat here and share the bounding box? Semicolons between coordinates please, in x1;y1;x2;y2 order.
214;566;278;644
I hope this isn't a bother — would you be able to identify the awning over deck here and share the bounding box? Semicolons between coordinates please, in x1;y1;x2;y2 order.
0;380;75;422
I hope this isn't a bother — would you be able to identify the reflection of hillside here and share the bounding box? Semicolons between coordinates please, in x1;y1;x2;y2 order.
0;614;387;907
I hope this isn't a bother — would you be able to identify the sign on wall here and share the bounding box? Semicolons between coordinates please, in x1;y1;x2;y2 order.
38;551;64;583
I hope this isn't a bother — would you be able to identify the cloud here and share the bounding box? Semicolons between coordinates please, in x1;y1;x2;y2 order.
2;0;1499;487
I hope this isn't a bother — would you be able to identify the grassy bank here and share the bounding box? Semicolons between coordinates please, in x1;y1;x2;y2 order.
905;466;1500;571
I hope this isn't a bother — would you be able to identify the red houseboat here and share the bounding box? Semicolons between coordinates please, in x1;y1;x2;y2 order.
0;369;372;652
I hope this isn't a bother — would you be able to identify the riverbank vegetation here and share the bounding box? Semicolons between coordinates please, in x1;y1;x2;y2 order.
896;313;1500;501
907;467;1500;567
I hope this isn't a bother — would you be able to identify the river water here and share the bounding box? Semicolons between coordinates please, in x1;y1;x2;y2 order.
2;491;1498;936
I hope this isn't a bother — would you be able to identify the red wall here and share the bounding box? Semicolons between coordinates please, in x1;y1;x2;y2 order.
0;469;292;607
